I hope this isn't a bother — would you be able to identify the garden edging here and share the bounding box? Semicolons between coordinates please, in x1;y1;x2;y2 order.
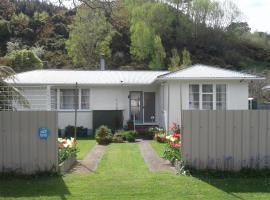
58;154;77;174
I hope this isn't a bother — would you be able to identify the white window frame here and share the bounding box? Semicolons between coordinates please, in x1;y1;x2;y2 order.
201;84;214;110
51;88;91;111
189;84;227;110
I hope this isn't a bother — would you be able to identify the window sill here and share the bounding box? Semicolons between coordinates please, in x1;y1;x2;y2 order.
56;109;92;112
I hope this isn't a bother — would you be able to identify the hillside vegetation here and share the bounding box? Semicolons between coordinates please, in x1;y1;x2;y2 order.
0;0;269;73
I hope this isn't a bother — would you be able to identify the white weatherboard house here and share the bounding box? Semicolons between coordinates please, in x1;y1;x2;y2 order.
6;64;263;132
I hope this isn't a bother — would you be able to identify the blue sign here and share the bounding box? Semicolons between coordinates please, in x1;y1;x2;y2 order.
38;128;50;139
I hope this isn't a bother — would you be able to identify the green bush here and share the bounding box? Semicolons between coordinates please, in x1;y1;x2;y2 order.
122;131;137;143
95;125;113;145
112;131;124;143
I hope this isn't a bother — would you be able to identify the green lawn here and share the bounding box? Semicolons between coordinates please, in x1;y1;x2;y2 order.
1;143;270;199
150;141;166;157
76;137;96;160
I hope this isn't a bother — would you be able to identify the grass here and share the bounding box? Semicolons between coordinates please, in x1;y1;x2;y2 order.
1;143;270;199
76;137;96;160
150;140;166;157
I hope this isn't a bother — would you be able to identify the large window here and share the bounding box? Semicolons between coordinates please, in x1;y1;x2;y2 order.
54;88;90;110
189;84;226;110
216;84;226;110
189;85;200;110
202;84;213;110
60;89;77;109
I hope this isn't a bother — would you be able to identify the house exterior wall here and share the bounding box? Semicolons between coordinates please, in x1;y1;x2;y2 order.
14;80;249;131
17;85;162;130
162;80;249;129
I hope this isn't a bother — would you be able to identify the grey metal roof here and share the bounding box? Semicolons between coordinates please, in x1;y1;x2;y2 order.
7;65;263;85
158;64;264;80
7;70;169;85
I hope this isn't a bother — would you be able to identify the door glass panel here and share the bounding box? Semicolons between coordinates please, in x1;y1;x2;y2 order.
130;92;143;123
144;92;155;123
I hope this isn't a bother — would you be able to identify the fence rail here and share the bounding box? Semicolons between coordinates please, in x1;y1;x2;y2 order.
0;111;58;174
182;110;270;171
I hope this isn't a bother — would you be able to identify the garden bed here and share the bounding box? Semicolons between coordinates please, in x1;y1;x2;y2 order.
58;153;77;174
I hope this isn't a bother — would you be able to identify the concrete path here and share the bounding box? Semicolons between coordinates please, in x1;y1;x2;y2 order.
70;144;107;173
138;140;176;173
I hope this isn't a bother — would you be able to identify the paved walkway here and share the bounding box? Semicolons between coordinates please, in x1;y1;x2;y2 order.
138;140;176;173
70;145;107;173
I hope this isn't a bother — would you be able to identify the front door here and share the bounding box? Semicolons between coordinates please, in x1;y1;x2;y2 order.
130;92;143;123
130;91;155;124
144;92;155;123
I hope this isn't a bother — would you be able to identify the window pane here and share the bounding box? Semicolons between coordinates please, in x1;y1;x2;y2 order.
203;102;213;110
189;102;199;110
216;84;226;93
189;85;200;110
202;94;213;102
189;85;199;93
202;84;213;110
60;89;77;109
202;84;213;93
81;89;90;110
216;84;226;110
50;89;57;110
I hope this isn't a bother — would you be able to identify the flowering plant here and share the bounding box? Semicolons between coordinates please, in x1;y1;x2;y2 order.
163;123;181;163
58;137;78;163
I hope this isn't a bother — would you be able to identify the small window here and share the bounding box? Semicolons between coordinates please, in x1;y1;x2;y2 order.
202;84;213;110
189;85;200;110
81;89;90;110
216;84;226;110
50;89;57;110
60;89;78;110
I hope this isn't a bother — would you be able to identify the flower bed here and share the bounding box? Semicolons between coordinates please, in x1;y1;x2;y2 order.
163;123;181;164
58;138;78;174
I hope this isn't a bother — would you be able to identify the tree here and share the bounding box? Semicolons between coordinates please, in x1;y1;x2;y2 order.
0;20;11;42
0;66;29;110
66;6;115;68
5;49;43;72
181;48;192;67
168;49;181;71
130;21;154;61
0;0;15;20
150;35;166;70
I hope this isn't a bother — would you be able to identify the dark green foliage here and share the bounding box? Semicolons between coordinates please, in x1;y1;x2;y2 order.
95;125;113;145
5;49;43;71
0;20;10;42
54;23;68;38
22;28;35;40
122;131;137;142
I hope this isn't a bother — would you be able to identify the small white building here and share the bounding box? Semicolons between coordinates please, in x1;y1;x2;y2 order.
5;64;263;132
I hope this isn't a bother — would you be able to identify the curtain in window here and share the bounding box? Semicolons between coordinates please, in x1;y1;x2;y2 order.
81;89;90;110
60;89;76;109
189;85;200;110
216;84;226;110
202;84;213;110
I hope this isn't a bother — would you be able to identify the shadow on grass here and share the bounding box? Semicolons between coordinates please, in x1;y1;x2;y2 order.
191;169;270;198
0;175;70;200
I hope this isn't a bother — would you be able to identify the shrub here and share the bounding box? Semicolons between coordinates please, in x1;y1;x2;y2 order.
112;131;124;143
122;131;137;142
95;125;113;145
